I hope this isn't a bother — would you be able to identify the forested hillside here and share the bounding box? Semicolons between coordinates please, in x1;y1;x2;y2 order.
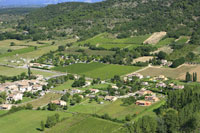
18;0;200;43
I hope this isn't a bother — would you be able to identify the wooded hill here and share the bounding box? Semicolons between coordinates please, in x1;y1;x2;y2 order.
18;0;200;43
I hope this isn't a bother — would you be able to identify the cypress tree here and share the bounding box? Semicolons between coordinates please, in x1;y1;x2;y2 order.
186;72;191;82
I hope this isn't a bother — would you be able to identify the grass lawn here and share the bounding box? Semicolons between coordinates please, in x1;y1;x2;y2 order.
46;114;123;133
20;93;62;108
53;62;142;80
53;80;74;91
0;110;72;133
0;66;56;77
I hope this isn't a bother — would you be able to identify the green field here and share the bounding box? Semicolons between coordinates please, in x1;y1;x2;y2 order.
76;33;150;49
0;110;72;133
46;114;123;133
0;66;56;77
53;62;141;80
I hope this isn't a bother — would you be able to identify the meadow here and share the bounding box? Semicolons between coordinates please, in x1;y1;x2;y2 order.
0;110;72;133
76;33;151;49
53;62;142;80
46;114;123;133
0;66;56;77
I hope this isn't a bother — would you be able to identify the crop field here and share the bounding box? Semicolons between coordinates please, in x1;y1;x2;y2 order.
76;33;150;49
20;93;62;108
46;114;123;133
65;47;115;56
155;38;175;48
0;66;56;77
139;64;197;79
53;62;142;80
0;110;72;133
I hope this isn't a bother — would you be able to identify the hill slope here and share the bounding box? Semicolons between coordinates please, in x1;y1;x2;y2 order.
18;0;200;43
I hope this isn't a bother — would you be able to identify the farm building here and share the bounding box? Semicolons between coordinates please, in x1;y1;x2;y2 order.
104;96;117;102
51;100;67;106
145;96;159;102
136;100;152;106
0;104;12;110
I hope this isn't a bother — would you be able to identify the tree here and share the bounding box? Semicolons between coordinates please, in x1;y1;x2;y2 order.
185;72;192;82
40;120;45;131
158;51;167;60
10;42;15;46
58;45;65;51
193;72;197;82
133;116;157;133
28;67;32;78
47;103;57;111
25;103;33;110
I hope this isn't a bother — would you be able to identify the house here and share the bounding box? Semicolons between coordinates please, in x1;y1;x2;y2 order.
157;75;168;81
145;96;159;102
0;104;12;110
51;100;67;106
132;73;144;79
156;82;166;88
136;100;152;106
7;93;23;101
173;85;184;90
19;85;32;92
32;84;43;92
112;85;119;89
104;96;117;102
141;82;149;86
89;89;99;94
136;88;154;96
71;89;81;94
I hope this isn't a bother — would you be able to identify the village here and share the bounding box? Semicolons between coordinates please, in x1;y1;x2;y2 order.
0;68;185;111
